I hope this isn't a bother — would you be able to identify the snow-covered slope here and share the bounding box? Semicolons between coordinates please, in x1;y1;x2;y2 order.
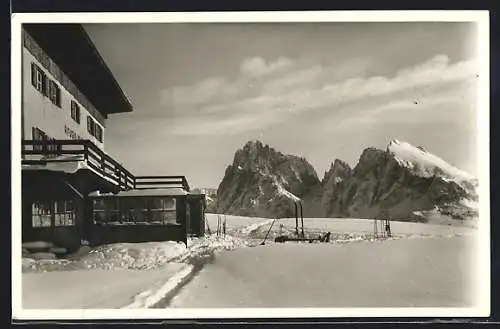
388;139;476;182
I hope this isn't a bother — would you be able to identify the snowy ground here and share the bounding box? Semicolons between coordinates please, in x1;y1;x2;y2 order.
21;216;274;309
169;235;477;308
23;264;188;309
21;214;478;309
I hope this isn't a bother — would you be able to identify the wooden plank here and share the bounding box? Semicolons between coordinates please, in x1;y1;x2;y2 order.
22;149;83;155
135;175;186;180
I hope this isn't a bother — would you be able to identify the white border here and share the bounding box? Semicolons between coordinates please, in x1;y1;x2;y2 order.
11;11;491;320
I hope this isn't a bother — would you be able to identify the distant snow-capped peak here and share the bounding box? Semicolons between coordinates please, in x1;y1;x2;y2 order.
387;139;475;182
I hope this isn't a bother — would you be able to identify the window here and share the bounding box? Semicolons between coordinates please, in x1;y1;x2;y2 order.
70;101;81;124
31;127;60;155
147;197;177;224
49;80;61;107
92;197;177;225
92;198;120;224
87;116;103;143
32;200;76;228
87;116;95;136
31;63;48;96
95;124;103;143
54;200;76;226
32;201;52;227
32;127;48;152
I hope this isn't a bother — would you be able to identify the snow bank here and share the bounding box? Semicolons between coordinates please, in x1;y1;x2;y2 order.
123;264;194;309
23;234;253;273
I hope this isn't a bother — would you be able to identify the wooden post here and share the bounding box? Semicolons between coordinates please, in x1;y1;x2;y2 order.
294;202;299;236
83;143;88;161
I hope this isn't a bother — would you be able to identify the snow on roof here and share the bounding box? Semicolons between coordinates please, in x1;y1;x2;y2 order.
96;188;189;197
387;139;475;181
22;156;85;174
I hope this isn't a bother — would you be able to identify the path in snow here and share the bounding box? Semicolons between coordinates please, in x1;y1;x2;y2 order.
22;263;187;309
169;235;477;308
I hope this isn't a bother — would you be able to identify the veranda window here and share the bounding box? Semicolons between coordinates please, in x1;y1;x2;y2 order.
93;198;120;224
92;197;177;225
32;200;77;227
146;197;177;224
54;200;76;226
32;201;52;227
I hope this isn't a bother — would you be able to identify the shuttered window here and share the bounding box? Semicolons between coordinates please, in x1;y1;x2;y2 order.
49;80;61;107
87;116;95;136
31;62;47;95
95;124;103;143
71;100;81;124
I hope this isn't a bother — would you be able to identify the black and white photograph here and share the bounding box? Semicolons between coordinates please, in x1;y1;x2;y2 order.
11;11;490;320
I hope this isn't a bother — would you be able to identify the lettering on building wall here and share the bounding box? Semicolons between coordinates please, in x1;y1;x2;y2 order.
64;125;83;140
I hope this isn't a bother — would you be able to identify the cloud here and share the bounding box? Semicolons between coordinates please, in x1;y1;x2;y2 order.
160;77;227;108
157;54;478;136
239;56;294;77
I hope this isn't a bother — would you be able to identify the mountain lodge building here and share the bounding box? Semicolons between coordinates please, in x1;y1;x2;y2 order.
20;24;205;253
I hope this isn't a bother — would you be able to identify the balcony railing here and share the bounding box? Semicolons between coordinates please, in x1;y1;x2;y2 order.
22;139;136;190
21;139;191;192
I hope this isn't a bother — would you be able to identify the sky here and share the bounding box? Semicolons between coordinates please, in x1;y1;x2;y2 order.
83;22;480;189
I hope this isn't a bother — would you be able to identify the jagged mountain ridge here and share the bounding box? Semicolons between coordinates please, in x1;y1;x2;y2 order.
215;140;320;218
214;139;478;223
321;139;478;222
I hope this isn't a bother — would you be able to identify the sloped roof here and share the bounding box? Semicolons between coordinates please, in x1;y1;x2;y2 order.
23;23;133;115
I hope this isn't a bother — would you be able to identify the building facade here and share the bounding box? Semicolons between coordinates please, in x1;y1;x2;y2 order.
20;24;205;254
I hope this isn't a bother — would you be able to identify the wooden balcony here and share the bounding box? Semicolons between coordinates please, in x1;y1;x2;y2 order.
21;139;191;192
21;140;191;193
22;139;135;190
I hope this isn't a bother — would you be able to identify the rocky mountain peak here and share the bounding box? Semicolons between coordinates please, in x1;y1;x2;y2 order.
215;140;321;218
322;159;352;185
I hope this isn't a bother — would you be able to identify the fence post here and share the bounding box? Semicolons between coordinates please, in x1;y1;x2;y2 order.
100;154;105;171
83;142;88;161
223;216;226;237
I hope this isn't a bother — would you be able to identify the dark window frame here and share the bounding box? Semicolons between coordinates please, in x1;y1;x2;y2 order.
32;200;76;228
92;197;177;225
95;123;103;143
32;201;52;228
87;116;95;136
32;126;48;152
48;80;61;107
31;127;61;155
31;62;47;96
54;199;76;227
70;100;81;124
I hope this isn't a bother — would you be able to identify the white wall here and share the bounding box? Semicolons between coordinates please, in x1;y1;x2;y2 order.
22;48;105;150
